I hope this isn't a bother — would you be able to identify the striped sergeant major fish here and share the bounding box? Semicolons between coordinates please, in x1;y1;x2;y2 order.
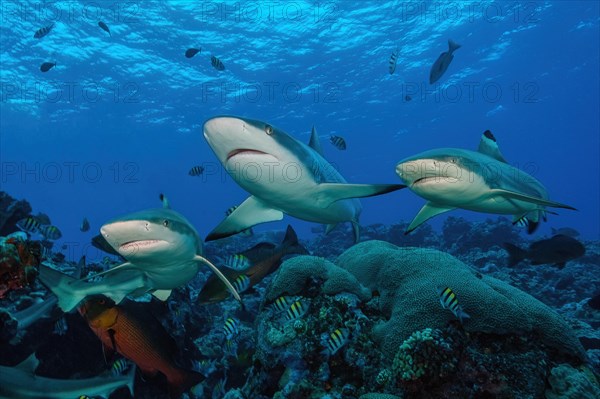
438;286;470;324
111;358;129;376
322;328;350;356
16;217;41;234
189;165;205;176
389;47;399;75
34;23;54;39
285;299;309;321
232;275;250;294
329;135;347;150
224;254;251;271
271;295;295;313
211;56;225;71
223;317;239;340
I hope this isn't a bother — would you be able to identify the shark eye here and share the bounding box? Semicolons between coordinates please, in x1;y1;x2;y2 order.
264;124;273;135
163;220;170;227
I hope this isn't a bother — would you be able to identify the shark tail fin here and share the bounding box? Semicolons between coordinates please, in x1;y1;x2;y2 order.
448;39;461;52
502;243;527;267
38;264;86;312
282;225;309;256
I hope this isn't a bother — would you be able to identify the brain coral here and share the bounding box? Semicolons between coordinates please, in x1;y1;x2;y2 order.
264;255;371;303
335;240;586;360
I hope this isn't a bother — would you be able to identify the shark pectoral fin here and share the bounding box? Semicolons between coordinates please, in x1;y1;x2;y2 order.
38;265;85;312
488;189;577;210
205;196;283;241
406;202;456;234
152;289;172;301
193;255;243;306
315;183;406;207
16;353;39;373
80;262;134;281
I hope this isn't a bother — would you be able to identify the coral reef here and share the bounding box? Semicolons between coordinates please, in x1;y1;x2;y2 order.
0;192;32;237
545;363;600;399
336;240;586;360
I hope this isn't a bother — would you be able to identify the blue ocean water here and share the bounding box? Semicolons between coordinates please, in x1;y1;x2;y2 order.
1;1;598;252
1;3;600;398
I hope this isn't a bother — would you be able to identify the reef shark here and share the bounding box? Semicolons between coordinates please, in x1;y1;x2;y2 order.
0;353;135;399
203;116;405;242
39;201;241;312
396;130;576;234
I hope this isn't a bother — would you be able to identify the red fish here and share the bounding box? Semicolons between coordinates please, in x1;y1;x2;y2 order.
78;296;203;398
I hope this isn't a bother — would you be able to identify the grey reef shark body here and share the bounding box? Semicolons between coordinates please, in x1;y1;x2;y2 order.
203;116;405;242
39;200;241;312
396;130;576;234
0;353;135;399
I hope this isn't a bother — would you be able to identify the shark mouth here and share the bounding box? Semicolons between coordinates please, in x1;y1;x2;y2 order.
119;239;167;251
227;149;269;161
413;176;440;186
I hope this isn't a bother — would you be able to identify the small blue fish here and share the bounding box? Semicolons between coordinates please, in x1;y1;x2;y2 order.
223;317;239;340
225;254;251;271
322;328;350;356
285;299;309;321
438;286;470;324
80;217;90;232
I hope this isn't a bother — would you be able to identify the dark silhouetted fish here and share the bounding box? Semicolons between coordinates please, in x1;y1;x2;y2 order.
79;296;204;398
330;135;346;150
551;227;580;238
185;48;201;58
429;39;461;84
389;47;399;75
189;165;204;176
80;217;90;232
211;55;225;71
98;21;111;36
34;23;54;39
503;234;585;269
198;225;307;304
405;95;412;102
40;62;56;72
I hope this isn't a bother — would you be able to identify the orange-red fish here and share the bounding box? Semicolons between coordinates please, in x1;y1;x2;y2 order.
78;296;203;398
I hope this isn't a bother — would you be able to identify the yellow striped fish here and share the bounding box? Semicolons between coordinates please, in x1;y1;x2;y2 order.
232;275;250;293
285;299;309;321
111;358;128;376
438;287;471;324
223;317;239;340
322;328;350;356
272;296;293;312
16;217;41;234
39;225;62;240
225;254;251;271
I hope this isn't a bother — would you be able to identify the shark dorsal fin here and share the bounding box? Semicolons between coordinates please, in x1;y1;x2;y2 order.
477;130;508;163
16;353;39;373
159;193;171;209
308;126;324;156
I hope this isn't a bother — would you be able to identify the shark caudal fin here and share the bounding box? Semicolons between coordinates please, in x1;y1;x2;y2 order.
282;225;309;256
38;265;86;312
502;243;528;267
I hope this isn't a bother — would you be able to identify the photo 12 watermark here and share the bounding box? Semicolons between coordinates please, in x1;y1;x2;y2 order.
1;161;140;184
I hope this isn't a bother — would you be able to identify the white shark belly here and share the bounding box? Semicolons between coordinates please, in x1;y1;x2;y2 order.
142;260;199;288
462;196;539;214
